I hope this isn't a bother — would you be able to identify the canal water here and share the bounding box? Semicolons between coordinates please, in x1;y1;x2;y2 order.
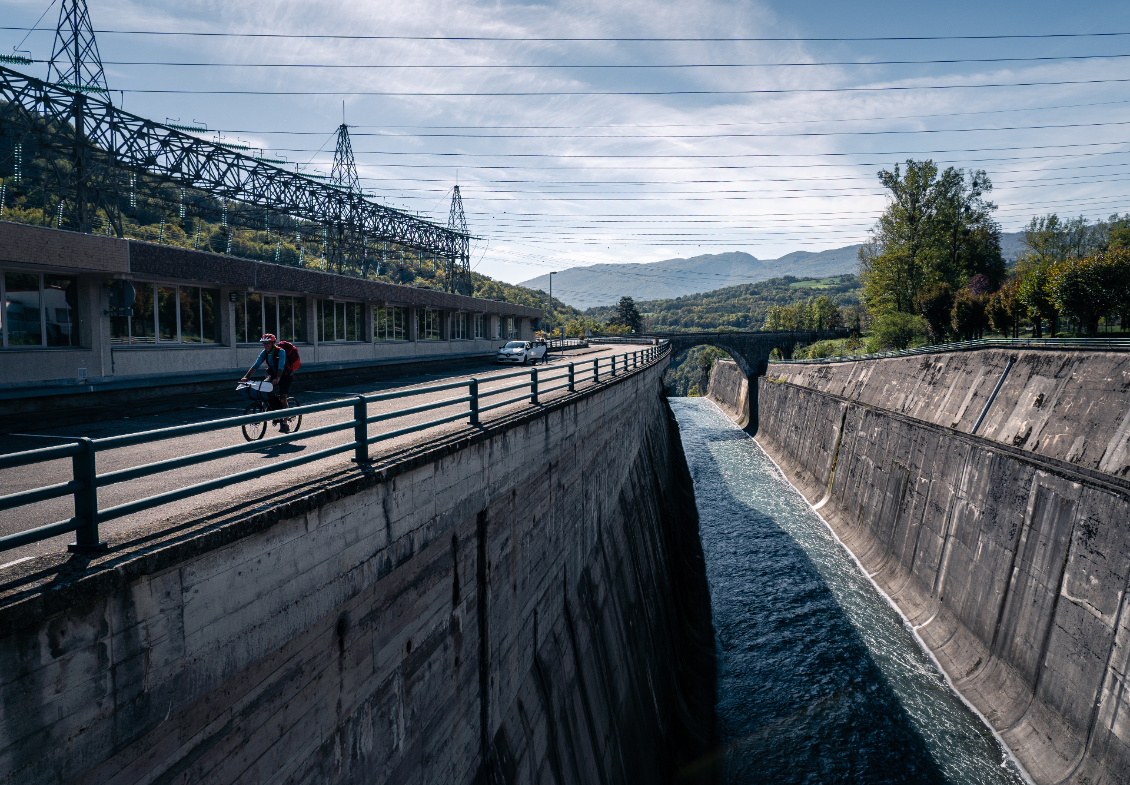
669;398;1029;785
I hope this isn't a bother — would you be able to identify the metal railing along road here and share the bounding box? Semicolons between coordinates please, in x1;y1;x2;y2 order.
546;338;588;350
0;344;668;555
774;337;1130;365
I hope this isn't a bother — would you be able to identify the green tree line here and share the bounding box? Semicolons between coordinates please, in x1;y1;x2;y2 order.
857;158;1130;348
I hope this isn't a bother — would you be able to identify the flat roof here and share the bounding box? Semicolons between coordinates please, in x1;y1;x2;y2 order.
0;221;542;318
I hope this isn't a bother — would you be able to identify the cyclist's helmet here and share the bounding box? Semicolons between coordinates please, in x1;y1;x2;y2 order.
259;334;277;343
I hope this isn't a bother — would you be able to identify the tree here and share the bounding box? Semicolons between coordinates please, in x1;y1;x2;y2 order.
870;311;929;350
1049;248;1130;336
609;296;642;333
951;285;989;340
810;296;842;330
988;279;1024;338
1107;213;1130;251
860;159;1002;320
914;282;953;342
1017;262;1059;337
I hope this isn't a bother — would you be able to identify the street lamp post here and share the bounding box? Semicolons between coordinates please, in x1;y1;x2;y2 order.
548;271;556;337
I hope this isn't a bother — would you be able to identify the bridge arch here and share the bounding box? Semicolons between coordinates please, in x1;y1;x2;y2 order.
646;329;845;431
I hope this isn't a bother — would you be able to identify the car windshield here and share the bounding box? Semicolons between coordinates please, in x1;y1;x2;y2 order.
504;341;526;349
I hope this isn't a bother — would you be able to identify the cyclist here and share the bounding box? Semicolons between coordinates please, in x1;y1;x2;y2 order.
241;333;301;431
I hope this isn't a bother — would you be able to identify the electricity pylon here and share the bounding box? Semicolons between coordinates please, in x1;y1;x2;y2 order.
48;0;113;233
328;119;359;272
447;185;471;294
48;0;109;94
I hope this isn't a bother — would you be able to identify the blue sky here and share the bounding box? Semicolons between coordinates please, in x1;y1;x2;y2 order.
3;0;1130;293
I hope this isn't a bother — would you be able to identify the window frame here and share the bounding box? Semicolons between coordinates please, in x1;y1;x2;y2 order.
317;298;365;343
111;281;222;347
236;292;307;344
374;304;409;342
1;270;81;349
416;308;443;341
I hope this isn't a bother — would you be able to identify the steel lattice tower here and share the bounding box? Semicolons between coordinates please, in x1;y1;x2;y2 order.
446;185;471;293
330;123;360;194
47;0;111;233
47;0;109;95
327;122;360;271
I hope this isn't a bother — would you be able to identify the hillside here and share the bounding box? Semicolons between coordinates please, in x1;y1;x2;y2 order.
585;275;863;332
521;233;1025;309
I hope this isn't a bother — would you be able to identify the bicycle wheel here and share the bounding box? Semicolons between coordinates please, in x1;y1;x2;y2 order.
282;397;302;433
242;401;268;441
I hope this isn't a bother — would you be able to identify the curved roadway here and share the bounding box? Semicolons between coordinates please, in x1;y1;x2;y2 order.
0;342;657;568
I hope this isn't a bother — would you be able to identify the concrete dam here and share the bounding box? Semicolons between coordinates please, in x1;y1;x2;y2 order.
709;348;1130;785
0;355;716;784
5;340;1130;784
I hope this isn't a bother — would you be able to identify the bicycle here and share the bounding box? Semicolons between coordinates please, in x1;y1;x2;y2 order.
237;379;302;441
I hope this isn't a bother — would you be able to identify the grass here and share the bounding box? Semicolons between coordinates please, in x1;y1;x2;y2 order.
788;276;853;289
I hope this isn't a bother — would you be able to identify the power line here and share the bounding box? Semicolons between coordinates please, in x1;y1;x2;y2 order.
6;27;1130;42
200;98;1130;132
165;119;1130;141
246;140;1130;159
85;53;1130;69
99;76;1130;96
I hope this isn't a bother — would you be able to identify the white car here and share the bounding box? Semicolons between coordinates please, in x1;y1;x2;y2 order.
496;340;548;365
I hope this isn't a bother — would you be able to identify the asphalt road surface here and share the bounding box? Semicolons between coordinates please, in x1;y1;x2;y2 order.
0;343;657;567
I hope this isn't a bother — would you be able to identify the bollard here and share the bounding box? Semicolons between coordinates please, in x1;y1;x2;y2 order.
531;368;539;405
69;437;106;553
568;362;575;392
469;378;480;426
353;395;369;463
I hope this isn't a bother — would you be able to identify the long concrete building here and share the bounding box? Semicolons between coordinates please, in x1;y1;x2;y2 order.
0;221;542;397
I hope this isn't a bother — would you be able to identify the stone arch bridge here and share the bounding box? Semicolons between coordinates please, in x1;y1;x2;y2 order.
643;328;849;431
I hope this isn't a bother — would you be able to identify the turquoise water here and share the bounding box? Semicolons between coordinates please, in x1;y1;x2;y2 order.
669;398;1029;785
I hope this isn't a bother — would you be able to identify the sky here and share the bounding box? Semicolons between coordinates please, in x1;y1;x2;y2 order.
3;0;1130;297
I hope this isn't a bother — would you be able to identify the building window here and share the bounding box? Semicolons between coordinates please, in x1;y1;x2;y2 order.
473;313;485;340
452;312;468;340
235;293;306;343
417;308;442;340
318;299;363;342
1;272;80;349
505;317;518;340
374;305;408;341
111;283;221;345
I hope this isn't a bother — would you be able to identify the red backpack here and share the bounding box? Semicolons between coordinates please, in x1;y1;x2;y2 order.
276;340;302;373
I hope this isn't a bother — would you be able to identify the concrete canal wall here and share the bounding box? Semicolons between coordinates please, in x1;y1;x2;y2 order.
708;352;1130;785
0;357;715;784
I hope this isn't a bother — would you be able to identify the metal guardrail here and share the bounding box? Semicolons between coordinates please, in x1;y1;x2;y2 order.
0;344;668;555
546;338;588;350
774;337;1130;365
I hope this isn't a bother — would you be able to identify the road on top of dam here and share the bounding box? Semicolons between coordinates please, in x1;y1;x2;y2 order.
0;342;656;569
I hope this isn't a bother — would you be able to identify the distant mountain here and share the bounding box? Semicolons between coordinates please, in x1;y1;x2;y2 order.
521;233;1025;309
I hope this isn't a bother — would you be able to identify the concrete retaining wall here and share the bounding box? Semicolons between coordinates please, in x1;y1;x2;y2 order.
707;356;1130;785
704;359;750;428
0;358;715;784
764;348;1130;477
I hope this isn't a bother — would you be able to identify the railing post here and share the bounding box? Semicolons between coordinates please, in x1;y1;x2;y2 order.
353;395;369;463
594;357;599;382
531;368;539;405
568;362;575;392
69;437;106;553
469;377;480;426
